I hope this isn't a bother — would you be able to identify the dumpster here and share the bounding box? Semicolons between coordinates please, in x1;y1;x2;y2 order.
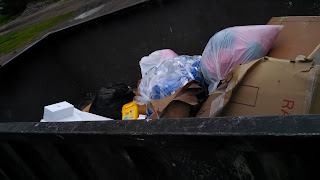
1;0;320;179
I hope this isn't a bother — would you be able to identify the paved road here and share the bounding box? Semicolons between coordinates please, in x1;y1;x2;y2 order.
0;0;146;65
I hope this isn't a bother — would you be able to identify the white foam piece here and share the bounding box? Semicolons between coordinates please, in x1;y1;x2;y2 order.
137;115;146;120
43;101;74;121
74;109;113;121
41;101;113;122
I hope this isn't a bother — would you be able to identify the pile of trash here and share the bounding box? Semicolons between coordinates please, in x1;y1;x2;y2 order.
41;24;320;122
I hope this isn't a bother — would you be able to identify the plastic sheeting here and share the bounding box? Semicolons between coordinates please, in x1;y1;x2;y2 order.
139;49;178;77
200;25;283;92
136;55;201;105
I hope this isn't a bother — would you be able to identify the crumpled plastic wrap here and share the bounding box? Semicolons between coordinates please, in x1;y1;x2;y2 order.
200;25;283;92
139;49;178;77
136;55;202;106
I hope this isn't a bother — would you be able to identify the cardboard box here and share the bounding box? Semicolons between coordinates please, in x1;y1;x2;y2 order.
160;101;192;119
197;57;320;117
148;80;207;119
267;16;320;62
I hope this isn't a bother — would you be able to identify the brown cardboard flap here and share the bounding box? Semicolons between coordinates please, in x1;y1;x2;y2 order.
197;56;319;117
161;101;192;119
230;85;259;106
267;17;320;61
149;80;206;119
308;44;320;65
197;59;261;117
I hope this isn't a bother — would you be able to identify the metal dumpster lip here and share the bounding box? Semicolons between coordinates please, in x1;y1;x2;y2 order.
0;115;319;137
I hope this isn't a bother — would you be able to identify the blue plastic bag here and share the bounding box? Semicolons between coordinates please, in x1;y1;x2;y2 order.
136;55;201;107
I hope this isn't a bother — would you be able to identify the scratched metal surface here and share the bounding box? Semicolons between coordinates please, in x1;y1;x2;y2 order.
0;115;320;179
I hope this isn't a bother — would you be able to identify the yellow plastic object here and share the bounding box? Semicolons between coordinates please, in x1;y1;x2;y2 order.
122;101;139;120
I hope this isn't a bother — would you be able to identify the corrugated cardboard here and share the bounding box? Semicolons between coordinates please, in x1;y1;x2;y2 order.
197;57;320;117
267;16;320;61
148;80;207;119
160;101;192;119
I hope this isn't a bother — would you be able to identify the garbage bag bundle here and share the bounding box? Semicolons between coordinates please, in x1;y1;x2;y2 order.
136;55;202;106
200;25;283;92
139;49;178;77
89;83;135;120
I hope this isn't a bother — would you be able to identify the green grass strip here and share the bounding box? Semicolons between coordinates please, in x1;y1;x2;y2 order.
0;14;20;27
0;11;72;54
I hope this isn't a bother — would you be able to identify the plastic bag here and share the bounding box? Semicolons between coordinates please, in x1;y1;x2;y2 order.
89;83;135;120
200;25;283;92
139;49;178;77
136;55;202;106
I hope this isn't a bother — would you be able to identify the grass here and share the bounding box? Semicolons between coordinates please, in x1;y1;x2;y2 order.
0;11;72;55
0;0;62;27
0;14;20;27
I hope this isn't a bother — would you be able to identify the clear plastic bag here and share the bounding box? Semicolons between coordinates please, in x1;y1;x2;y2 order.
200;25;283;92
136;55;202;106
139;49;178;77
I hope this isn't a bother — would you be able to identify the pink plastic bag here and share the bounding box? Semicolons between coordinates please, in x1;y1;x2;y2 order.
139;49;178;77
200;25;283;92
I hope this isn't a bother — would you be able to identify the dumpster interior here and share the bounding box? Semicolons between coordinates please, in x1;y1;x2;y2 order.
1;0;320;179
1;0;320;122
